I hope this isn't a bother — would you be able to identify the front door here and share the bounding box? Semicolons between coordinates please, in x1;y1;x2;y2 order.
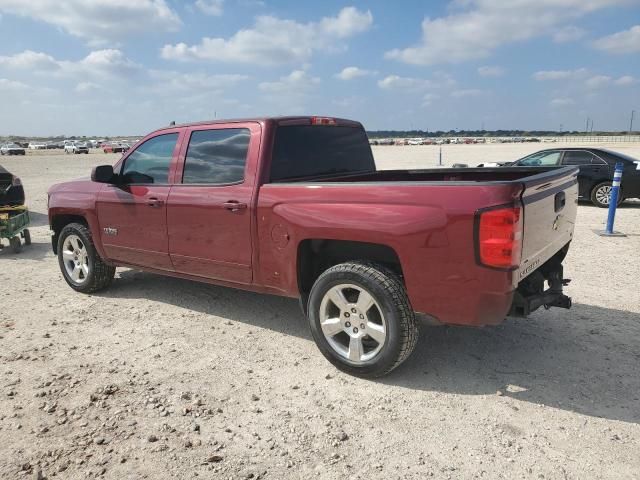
96;132;181;271
167;124;260;284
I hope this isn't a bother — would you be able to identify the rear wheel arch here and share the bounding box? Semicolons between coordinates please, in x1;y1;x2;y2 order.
296;239;404;314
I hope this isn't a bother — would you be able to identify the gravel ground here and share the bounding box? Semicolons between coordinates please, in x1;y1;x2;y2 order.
1;145;639;480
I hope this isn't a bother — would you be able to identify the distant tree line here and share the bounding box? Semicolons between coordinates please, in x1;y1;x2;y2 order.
366;130;638;138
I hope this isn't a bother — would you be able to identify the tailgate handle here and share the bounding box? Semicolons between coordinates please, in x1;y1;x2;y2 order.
554;191;566;212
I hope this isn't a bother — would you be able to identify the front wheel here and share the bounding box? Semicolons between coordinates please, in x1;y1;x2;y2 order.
307;262;419;377
57;223;115;293
591;182;623;208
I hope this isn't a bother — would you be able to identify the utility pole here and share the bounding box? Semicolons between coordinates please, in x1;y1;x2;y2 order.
631;110;635;133
585;117;589;133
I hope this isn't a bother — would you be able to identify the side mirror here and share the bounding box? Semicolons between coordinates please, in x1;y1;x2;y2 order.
91;165;115;184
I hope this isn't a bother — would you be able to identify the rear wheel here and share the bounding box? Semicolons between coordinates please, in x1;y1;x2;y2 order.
57;223;115;293
307;261;418;377
22;229;31;245
10;236;22;253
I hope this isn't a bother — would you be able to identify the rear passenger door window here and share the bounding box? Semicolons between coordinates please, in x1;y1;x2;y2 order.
562;151;597;165
120;133;178;184
183;128;250;184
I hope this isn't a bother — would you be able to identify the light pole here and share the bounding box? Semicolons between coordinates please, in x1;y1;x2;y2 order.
631;110;635;133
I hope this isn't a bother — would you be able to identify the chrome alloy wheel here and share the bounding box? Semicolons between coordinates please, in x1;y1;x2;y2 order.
595;185;612;205
319;283;387;364
62;234;90;285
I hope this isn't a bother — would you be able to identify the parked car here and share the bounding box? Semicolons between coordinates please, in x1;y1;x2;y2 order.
478;148;640;207
103;143;127;153
48;116;577;377
28;142;46;150
0;143;26;156
65;142;89;154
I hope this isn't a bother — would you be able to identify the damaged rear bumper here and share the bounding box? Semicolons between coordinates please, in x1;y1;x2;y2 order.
509;248;572;317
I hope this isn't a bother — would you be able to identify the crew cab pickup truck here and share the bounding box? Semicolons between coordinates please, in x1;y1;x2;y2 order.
48;117;578;377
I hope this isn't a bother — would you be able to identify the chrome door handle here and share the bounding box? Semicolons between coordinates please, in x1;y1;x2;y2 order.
223;201;247;212
147;197;164;208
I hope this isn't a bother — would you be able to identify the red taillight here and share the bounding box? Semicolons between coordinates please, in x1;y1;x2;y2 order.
310;116;337;126
477;206;522;269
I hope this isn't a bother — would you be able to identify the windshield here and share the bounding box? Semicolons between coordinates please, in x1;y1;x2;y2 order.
270;125;375;182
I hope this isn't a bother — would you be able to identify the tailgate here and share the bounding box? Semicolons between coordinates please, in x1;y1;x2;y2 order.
515;166;578;284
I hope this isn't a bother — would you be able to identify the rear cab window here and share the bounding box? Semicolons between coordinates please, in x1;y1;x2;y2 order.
270;124;375;182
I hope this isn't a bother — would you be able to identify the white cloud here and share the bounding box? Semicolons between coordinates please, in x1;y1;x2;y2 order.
195;0;223;16
318;7;373;38
553;25;586;43
550;97;575;107
335;66;373;80
477;65;504;77
150;71;248;93
259;70;320;94
614;75;636;85
422;93;439;106
533;68;588;80
385;0;629;65
450;89;484;98
593;25;640;54
378;75;433;90
585;75;612;89
0;0;181;45
0;50;59;70
0;49;140;79
161;7;372;65
0;78;29;91
75;82;101;93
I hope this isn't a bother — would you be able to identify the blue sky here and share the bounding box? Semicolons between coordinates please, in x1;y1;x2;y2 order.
0;0;639;136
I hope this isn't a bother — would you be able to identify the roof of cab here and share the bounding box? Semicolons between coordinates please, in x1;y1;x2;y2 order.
151;116;362;134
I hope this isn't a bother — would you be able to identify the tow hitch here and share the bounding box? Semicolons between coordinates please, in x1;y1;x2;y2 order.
509;263;572;317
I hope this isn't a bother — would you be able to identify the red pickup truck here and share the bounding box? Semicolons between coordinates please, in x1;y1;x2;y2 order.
48;116;578;377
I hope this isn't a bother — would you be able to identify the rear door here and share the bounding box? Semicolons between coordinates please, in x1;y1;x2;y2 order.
515;167;579;284
96;131;182;270
166;123;261;284
561;150;611;197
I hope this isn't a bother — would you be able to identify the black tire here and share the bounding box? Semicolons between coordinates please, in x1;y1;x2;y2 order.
22;229;31;245
590;181;623;208
10;236;22;253
307;261;419;377
57;222;115;293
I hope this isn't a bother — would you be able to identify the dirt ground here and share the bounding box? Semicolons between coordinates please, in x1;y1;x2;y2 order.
1;144;639;480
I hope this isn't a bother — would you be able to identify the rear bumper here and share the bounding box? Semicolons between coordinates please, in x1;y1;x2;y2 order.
414;243;572;327
509;251;572;317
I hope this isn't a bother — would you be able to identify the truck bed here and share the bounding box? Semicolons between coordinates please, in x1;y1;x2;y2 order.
261;165;578;325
